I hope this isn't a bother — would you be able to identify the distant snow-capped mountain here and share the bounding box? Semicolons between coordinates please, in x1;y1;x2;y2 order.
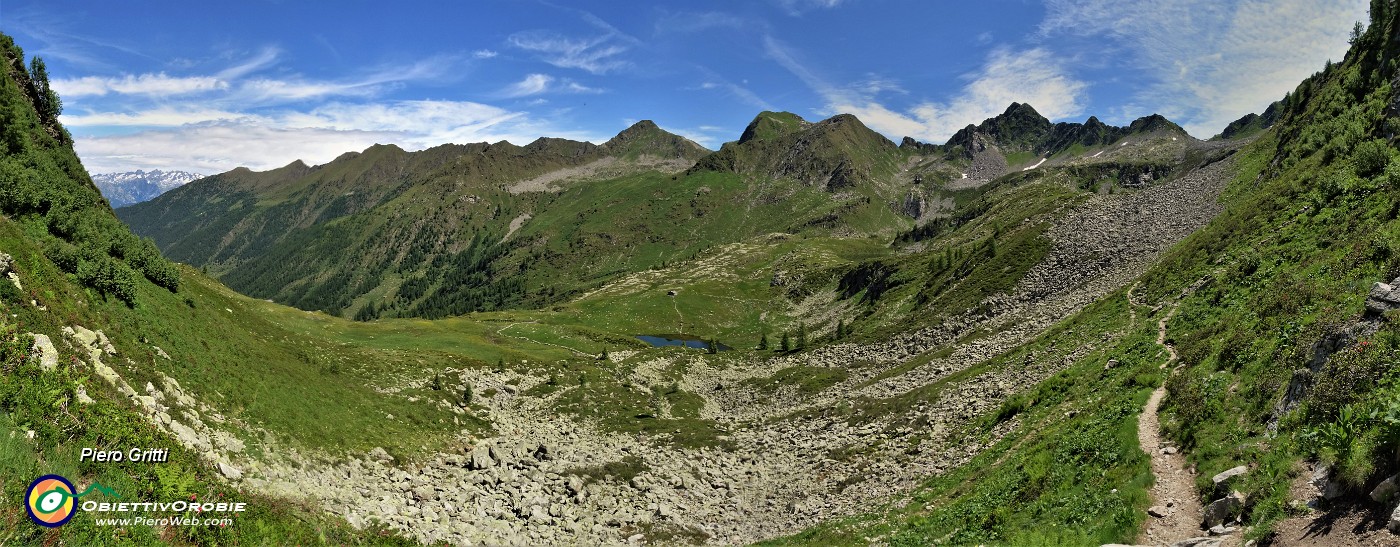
93;170;203;208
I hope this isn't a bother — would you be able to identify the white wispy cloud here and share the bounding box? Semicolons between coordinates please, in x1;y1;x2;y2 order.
774;0;849;16
71;100;606;174
53;73;228;97
61;107;260;127
498;73;603;98
58;50;587;173
1040;0;1367;136
906;48;1086;139
216;46;281;80
503;74;554;97
763;37;1085;142
507;30;630;74
654;11;751;34
472;49;499;59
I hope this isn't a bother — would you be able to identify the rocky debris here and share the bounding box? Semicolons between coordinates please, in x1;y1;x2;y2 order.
1202;491;1243;529
29;333;57;370
1372;474;1400;503
1149;505;1169;518
153;346;171;360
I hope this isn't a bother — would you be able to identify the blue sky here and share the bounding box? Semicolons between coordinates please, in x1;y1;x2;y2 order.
1;0;1368;174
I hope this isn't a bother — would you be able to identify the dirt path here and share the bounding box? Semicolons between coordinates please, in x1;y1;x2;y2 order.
1138;303;1208;546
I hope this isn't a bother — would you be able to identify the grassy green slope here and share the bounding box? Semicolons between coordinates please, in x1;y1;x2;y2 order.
765;2;1400;544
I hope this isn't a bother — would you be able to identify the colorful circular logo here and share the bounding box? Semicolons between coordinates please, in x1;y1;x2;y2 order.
26;474;76;527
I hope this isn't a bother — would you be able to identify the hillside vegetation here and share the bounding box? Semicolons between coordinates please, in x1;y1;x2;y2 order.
6;3;1400;546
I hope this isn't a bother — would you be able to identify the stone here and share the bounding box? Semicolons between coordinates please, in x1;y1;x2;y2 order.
74;385;94;404
1211;465;1247;486
469;445;495;470
1371;474;1400;503
1169;538;1223;547
1312;465;1344;500
412;486;437;501
368;447;394;463
7;271;20;291
1162;446;1178;455
218;462;243;480
29;334;57;370
1367;279;1400;314
1148;505;1169;518
169;420;209;451
1202;491;1243;528
1390;502;1400;533
1208;524;1236;535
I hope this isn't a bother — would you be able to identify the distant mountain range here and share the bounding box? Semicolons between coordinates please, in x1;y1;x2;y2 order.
93;169;203;208
119;105;1198;321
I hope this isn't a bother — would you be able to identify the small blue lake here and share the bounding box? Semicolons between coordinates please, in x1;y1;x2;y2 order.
635;335;731;351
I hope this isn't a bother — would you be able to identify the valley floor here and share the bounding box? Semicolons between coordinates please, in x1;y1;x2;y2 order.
196;141;1245;545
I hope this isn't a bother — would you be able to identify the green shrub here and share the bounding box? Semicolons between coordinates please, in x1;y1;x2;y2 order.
1354;139;1391;178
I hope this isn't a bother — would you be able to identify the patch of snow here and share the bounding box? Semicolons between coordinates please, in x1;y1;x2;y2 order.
961;173;968;179
1021;157;1048;172
1090;150;1104;158
1120;142;1128;147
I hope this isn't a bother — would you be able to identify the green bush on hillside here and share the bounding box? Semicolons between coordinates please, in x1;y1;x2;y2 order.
0;34;180;304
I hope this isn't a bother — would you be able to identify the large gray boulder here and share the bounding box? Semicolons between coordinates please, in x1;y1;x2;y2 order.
1202;491;1243;528
1390;502;1400;533
1367;277;1400;314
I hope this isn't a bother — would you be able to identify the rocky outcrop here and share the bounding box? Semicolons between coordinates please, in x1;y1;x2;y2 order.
29;333;57;370
1367;277;1400;314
